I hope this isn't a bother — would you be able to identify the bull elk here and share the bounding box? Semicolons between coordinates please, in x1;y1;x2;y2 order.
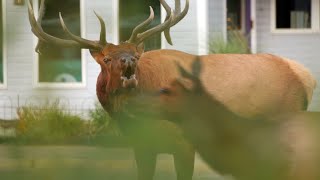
28;0;316;180
158;58;320;180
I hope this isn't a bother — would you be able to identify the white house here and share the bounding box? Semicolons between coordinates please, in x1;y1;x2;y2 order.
0;0;319;120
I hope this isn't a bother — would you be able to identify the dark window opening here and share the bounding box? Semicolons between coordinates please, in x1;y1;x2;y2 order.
227;0;242;30
38;0;82;83
119;0;161;51
276;0;311;29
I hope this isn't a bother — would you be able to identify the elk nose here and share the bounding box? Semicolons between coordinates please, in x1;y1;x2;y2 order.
121;58;127;64
121;57;136;67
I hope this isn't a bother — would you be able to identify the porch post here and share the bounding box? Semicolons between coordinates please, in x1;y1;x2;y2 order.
250;0;257;53
197;0;209;55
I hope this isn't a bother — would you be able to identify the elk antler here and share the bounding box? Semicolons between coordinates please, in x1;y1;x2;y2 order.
27;0;106;53
127;0;189;45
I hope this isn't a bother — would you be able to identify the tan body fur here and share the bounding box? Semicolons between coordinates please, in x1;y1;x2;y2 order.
137;49;316;118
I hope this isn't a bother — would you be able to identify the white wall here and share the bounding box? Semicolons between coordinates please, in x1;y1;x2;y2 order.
208;0;227;42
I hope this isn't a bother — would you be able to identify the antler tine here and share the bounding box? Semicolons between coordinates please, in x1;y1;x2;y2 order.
171;0;189;27
127;6;155;44
37;0;45;26
134;10;173;45
175;0;181;13
27;0;81;52
59;13;103;50
94;11;107;45
28;0;106;53
127;3;174;45
164;0;189;45
160;0;174;45
126;0;189;46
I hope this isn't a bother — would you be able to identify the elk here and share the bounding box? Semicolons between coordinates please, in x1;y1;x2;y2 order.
27;0;316;180
158;58;320;180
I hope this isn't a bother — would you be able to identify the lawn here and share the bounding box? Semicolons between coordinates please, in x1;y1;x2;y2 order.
0;145;225;180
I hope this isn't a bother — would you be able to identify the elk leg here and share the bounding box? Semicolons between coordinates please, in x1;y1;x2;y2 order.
134;149;157;180
173;146;195;180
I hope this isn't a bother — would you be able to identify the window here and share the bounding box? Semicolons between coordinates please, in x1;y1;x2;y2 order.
0;0;6;88
35;0;85;87
277;0;311;29
119;0;161;51
272;0;319;33
227;0;244;31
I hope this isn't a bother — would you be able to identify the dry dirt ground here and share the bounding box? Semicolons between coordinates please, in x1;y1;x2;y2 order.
0;145;228;180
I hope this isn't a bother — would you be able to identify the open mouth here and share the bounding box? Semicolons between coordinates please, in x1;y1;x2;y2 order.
124;66;134;79
121;67;138;88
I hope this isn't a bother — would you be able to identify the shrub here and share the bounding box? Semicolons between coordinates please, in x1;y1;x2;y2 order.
209;30;251;54
16;101;85;143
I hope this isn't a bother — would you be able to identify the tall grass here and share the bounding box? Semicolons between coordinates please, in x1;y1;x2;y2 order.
15;101;86;143
209;23;251;54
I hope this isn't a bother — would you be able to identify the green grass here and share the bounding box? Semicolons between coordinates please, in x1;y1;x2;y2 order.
15;101;87;144
209;31;251;54
0;145;222;180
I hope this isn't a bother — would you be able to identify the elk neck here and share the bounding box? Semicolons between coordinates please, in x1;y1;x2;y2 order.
96;69;139;116
96;71;111;113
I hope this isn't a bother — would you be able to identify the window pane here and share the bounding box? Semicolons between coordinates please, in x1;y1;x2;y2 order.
119;0;161;51
0;0;3;84
276;0;311;29
38;0;82;83
227;0;242;30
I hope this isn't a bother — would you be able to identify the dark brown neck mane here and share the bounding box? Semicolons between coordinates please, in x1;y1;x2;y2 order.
96;70;140;116
96;71;112;113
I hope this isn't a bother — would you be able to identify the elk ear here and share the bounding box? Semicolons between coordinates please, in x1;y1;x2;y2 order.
137;43;145;54
192;56;202;77
90;50;105;65
175;61;192;79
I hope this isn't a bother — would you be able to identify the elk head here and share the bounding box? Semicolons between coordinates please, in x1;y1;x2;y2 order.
28;0;189;94
158;57;206;114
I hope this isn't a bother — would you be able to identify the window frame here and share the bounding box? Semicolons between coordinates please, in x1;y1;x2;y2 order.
32;0;87;89
0;0;7;89
271;0;320;34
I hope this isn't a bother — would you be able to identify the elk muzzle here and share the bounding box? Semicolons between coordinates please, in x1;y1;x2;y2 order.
121;56;138;89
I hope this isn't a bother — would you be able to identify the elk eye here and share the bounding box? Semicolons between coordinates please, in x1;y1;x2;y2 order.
134;55;140;60
159;88;171;95
104;57;111;63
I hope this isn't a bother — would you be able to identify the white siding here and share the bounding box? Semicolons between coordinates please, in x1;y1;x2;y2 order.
208;0;227;40
256;0;320;110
